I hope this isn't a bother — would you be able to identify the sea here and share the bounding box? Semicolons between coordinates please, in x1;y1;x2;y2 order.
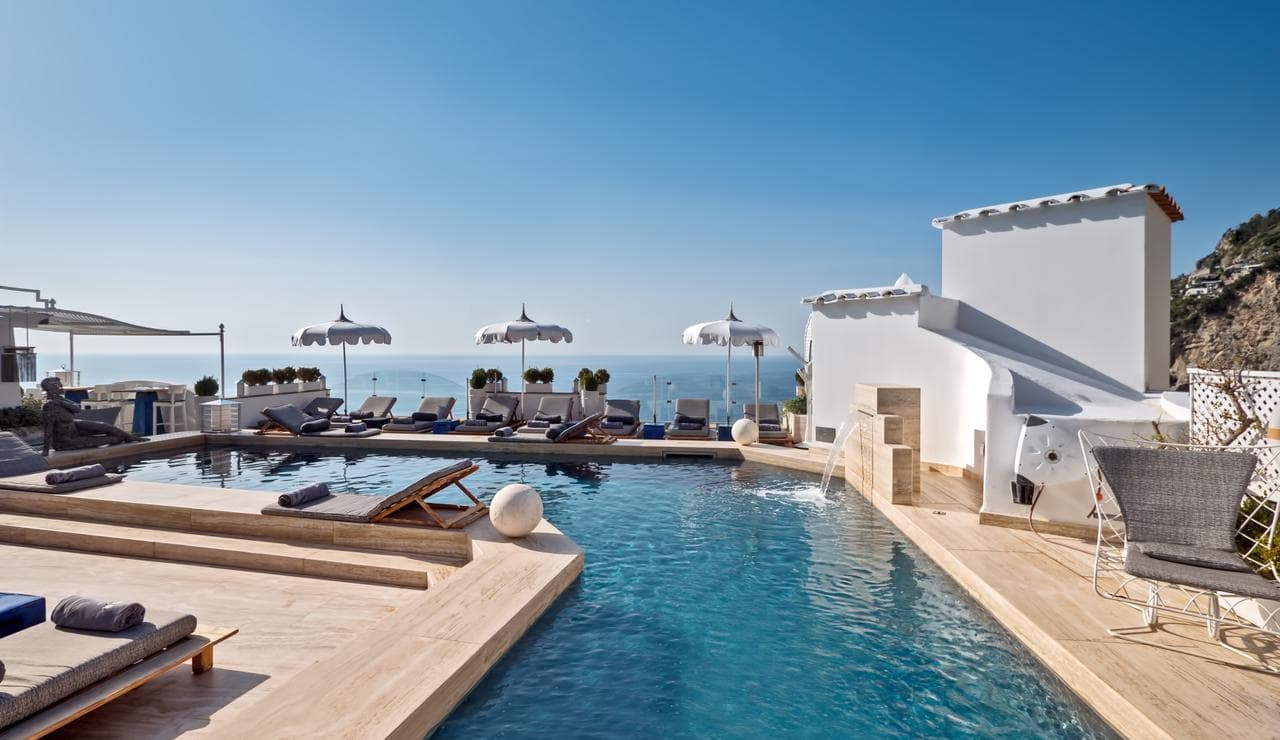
35;353;801;425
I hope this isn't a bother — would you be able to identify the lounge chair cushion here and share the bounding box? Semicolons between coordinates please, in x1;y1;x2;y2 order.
479;396;517;420
413;397;455;422
0;471;125;493
1131;542;1253;573
675;422;703;431
411;412;440;422
758;423;782;433
384;420;432;432
299;418;331;434
262;405;315;435
525;420;551;429
302;397;343;418
347;411;373;420
300;428;381;438
1093;446;1257;551
0;432;48;478
261;459;474;522
0;610;197;729
674;414;705;427
600;421;624;430
475;412;504;423
533;412;562;424
606;415;635;424
546;424;569;441
344;422;367;433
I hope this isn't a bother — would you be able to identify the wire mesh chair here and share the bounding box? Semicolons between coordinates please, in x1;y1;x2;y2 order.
1079;431;1280;656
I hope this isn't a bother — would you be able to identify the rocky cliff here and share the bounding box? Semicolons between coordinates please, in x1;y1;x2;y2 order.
1170;208;1280;386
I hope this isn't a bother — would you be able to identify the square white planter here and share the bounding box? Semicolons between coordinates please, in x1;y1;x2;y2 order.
300;380;325;392
524;382;552;394
579;390;603;417
238;381;274;398
272;382;301;395
786;413;808;443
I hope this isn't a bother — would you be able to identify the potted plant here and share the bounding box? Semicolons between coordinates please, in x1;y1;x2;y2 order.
0;396;43;444
783;396;808;444
193;375;219;404
579;370;602;416
271;366;299;394
524;366;554;393
238;368;274;397
484;368;506;393
593;368;610;394
469;368;489;415
297;366;325;392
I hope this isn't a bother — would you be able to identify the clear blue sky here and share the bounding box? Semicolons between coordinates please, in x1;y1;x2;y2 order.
2;1;1278;356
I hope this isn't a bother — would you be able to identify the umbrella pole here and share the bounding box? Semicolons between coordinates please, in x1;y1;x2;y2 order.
755;342;761;419
342;343;349;409
520;338;526;419
725;342;732;425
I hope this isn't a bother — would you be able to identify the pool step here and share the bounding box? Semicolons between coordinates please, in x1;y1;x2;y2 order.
0;513;458;589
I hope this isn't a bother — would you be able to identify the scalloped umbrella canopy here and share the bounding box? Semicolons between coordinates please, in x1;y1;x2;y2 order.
682;306;779;425
475;305;572;413
292;305;391;408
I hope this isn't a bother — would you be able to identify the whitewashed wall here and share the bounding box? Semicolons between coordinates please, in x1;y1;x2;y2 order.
806;294;991;474
939;192;1170;393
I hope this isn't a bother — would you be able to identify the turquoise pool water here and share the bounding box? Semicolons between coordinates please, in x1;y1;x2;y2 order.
116;448;1114;738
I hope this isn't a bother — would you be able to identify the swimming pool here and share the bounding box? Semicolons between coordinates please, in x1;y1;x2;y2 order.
117;447;1113;737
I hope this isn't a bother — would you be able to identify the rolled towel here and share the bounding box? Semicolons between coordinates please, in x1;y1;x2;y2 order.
344;421;367;433
51;595;146;633
493;426;514;438
278;482;330;507
45;464;107;485
546;423;569;441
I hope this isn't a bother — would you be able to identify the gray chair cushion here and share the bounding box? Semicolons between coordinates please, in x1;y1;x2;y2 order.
1093;446;1256;551
412;396;455;422
383;420;433;432
604;400;640;424
1124;547;1280;601
302;397;343;418
479;395;517;421
1132;542;1253;573
0;432;48;477
298;418;331;434
556;413;603;442
0;610;197;728
673;399;710;422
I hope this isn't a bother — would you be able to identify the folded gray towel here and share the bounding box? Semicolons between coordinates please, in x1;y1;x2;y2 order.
45;464;107;485
278;482;330;507
51;595;146;633
493;426;514;437
525;420;551;429
345;421;367;433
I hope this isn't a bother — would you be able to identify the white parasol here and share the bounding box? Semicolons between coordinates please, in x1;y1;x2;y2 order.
682;305;779;424
475;304;573;412
292;305;391;408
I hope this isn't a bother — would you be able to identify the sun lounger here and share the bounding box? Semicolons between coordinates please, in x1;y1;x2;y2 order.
598;399;641;437
489;413;614;444
258;405;381;438
383;396;457;433
453;394;519;435
261;459;485;528
666;399;712;439
506;397;575;439
0;432;124;493
331;396;397;426
0;610;236;735
744;403;792;446
301;396;344;419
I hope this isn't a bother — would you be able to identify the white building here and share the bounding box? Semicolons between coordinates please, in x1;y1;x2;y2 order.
803;184;1189;528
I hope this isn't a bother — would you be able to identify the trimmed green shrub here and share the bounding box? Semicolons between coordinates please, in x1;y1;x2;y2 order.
193;376;218;397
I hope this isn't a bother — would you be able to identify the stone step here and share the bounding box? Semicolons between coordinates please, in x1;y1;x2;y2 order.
0;513;460;589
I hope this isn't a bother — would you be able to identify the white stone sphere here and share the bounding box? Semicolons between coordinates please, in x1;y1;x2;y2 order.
731;418;759;445
490;483;543;538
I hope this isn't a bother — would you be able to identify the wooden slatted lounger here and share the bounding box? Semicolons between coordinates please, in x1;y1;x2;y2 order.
0;615;236;739
261;459;487;529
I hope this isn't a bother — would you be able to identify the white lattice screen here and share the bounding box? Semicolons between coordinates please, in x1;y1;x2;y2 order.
1189;368;1280;447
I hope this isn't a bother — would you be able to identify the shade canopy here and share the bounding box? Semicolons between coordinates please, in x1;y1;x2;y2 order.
474;306;572;345
292;306;392;347
681;307;779;348
0;305;196;336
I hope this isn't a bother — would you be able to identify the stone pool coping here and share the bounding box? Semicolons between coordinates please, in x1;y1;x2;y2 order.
20;430;1280;737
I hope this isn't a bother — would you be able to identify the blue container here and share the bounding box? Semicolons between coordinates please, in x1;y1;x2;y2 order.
642;422;665;440
0;592;46;638
433;419;461;434
717;424;734;441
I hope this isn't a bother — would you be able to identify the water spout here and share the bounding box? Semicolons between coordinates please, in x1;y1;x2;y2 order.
819;409;862;498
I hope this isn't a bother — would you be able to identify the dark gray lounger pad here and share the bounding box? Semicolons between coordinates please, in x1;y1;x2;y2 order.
300;428;381;438
261;459;474;522
0;610;197;728
453;422;502;435
0;432;49;478
666;427;711;438
382;421;432;433
0;472;124;494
